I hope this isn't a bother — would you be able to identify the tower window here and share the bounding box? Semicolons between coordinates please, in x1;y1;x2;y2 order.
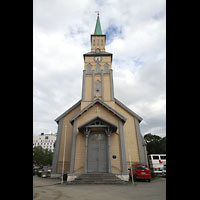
87;65;92;74
95;64;101;74
104;64;109;73
95;81;101;95
96;48;100;53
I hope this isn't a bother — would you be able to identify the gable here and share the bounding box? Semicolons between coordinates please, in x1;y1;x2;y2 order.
78;116;117;133
69;99;126;124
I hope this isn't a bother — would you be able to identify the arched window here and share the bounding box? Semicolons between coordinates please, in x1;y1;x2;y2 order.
104;64;109;73
96;48;100;53
87;65;92;74
95;64;101;74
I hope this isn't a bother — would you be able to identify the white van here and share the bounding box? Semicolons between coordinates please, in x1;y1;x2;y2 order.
148;154;166;174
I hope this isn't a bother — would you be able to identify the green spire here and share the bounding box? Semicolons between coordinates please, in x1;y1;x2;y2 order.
94;14;102;35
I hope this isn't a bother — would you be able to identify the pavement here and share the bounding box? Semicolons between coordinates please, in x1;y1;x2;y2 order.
33;175;166;200
33;175;61;188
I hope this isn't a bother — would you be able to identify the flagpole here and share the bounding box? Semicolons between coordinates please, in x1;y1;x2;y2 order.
127;128;134;185
61;125;67;184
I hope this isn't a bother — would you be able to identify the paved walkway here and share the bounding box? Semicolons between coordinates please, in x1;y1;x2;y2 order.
33;175;61;188
33;175;166;200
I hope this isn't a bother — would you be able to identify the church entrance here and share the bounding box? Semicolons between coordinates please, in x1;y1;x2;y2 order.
78;116;117;174
87;132;107;173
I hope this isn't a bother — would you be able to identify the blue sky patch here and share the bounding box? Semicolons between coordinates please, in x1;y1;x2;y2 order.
105;24;123;45
132;56;144;67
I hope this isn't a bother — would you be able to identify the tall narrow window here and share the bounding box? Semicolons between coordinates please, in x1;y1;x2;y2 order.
95;81;101;96
95;64;101;74
104;64;109;73
87;65;92;74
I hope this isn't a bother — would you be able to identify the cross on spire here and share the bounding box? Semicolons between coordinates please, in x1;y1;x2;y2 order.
95;11;99;16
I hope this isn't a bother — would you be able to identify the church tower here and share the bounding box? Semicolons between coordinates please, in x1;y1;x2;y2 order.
52;14;148;183
81;13;114;109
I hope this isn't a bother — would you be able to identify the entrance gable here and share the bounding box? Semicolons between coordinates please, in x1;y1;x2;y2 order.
78;116;117;133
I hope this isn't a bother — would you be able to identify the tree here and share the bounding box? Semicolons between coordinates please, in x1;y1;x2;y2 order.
33;146;54;166
144;133;166;154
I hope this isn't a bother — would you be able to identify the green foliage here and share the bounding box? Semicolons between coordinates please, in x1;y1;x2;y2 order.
144;133;166;154
33;146;53;166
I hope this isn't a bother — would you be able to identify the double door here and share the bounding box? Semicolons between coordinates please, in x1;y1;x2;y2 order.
87;132;107;173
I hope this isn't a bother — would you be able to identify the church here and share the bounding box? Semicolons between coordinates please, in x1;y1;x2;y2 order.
52;14;148;182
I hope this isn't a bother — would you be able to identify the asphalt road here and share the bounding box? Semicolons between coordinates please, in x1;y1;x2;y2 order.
33;175;166;200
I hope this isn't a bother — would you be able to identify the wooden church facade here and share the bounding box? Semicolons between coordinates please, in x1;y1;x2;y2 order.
52;15;148;182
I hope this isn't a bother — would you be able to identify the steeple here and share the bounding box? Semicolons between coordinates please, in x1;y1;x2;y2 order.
94;12;102;35
82;13;114;106
90;13;106;52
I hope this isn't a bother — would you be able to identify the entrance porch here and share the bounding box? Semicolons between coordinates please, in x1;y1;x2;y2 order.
78;116;117;174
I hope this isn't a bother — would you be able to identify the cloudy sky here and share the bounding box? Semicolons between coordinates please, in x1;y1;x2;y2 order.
33;0;166;138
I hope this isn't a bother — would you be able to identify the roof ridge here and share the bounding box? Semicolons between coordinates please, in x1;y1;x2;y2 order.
55;99;82;122
114;98;143;122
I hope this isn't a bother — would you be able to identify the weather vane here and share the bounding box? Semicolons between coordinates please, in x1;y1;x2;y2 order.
95;11;99;16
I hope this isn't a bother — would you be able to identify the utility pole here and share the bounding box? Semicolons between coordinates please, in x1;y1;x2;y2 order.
61;125;67;184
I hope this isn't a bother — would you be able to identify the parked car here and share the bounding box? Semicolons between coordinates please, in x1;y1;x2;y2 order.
162;165;166;177
37;166;52;178
129;163;151;182
33;165;42;176
33;166;38;176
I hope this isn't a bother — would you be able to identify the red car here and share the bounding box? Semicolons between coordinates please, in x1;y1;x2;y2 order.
129;163;151;182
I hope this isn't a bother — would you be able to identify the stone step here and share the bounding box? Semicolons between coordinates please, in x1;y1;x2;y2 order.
75;177;118;179
68;182;127;185
68;173;128;185
75;178;121;181
78;173;120;177
68;180;127;184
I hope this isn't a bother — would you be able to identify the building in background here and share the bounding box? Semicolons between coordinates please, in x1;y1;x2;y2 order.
33;133;57;152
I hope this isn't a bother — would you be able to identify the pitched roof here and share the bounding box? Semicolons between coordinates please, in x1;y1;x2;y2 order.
78;116;117;133
83;51;113;61
69;99;127;124
54;100;81;123
83;51;112;56
54;98;143;124
114;98;143;123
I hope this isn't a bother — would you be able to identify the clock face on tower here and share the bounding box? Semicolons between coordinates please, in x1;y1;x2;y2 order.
94;56;102;62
